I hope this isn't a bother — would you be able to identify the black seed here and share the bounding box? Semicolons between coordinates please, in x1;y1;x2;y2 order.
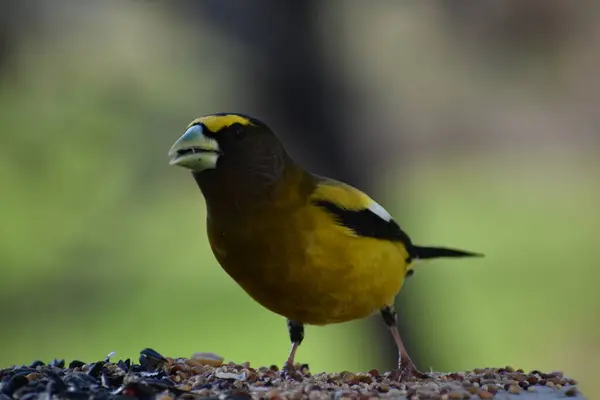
1;374;29;396
69;360;86;369
117;360;130;373
158;378;175;387
218;380;233;390
64;372;100;389
130;363;145;373
518;381;529;389
46;381;59;395
139;349;167;372
11;368;36;376
89;387;112;400
226;390;252;399
29;360;45;368
139;371;166;380
122;382;157;400
45;371;68;393
19;393;39;400
196;383;212;390
101;370;110;387
63;390;92;400
107;374;124;387
13;386;39;399
49;359;65;369
139;348;166;362
87;362;104;378
140;378;173;389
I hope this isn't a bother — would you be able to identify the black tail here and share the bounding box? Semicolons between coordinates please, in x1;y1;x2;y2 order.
412;245;483;260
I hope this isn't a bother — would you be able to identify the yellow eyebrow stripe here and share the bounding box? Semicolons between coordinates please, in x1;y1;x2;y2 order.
188;114;255;133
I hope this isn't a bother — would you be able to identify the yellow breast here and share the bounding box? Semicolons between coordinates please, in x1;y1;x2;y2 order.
207;203;410;325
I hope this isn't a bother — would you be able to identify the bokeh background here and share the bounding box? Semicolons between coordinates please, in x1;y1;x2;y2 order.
1;0;598;395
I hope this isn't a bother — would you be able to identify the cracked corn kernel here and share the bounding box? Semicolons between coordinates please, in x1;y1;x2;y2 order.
507;385;521;394
465;386;478;395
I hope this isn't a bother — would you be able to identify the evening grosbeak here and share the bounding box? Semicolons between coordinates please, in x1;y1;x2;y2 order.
168;113;482;379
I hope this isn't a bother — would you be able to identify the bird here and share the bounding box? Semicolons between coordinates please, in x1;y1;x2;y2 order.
168;112;482;379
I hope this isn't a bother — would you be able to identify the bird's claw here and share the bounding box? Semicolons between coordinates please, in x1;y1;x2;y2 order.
280;363;303;381
389;363;429;381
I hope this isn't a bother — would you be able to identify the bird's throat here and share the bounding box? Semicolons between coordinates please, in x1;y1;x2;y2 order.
191;154;311;219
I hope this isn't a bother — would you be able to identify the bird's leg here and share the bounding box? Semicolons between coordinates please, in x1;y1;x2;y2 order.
380;305;429;380
281;319;304;380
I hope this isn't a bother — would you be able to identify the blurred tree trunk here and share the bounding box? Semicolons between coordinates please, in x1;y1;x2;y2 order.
184;0;363;183
0;0;21;72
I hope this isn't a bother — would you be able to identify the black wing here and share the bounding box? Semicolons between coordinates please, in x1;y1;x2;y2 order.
312;199;416;262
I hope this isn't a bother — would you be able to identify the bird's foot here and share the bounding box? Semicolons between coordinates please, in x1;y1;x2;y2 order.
389;363;429;381
280;362;303;381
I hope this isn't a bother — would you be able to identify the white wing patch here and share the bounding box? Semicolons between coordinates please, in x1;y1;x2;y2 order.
367;200;393;222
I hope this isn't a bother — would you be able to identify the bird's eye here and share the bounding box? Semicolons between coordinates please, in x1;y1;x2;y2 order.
233;125;246;140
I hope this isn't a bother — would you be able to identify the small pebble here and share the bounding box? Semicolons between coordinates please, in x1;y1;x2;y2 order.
193;389;210;396
300;364;310;376
266;389;282;398
189;352;224;367
549;376;562;385
25;372;41;381
156;392;173;400
565;387;579;397
465;386;478;395
507;384;521;394
477;390;493;399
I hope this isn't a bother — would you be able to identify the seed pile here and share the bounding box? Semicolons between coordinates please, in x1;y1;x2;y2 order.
0;349;584;399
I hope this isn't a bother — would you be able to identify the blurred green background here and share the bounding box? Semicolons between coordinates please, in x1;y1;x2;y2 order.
1;0;598;396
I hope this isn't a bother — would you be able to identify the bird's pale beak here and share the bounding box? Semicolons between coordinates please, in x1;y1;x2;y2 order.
168;124;221;171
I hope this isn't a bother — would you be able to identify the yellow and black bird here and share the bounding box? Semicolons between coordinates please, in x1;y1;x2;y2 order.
168;113;481;379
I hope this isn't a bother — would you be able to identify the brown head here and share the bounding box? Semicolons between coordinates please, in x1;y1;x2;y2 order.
168;113;303;214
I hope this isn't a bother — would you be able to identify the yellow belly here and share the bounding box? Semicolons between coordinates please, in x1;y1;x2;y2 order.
207;207;410;325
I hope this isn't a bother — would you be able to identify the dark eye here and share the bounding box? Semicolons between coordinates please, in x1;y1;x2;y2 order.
233;124;246;140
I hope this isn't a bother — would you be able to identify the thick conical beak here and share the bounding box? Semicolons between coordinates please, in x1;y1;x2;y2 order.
168;124;221;172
